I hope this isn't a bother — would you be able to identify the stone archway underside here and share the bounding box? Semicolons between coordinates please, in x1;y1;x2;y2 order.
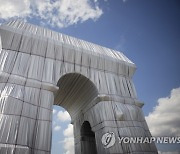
54;73;98;118
0;20;157;154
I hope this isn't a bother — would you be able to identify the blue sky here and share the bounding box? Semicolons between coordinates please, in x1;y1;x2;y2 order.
0;0;180;153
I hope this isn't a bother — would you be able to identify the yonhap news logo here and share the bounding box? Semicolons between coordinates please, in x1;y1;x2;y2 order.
101;132;116;148
101;132;180;149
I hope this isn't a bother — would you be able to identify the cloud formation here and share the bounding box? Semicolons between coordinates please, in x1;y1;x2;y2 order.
0;0;103;28
57;111;71;122
53;109;57;114
0;0;31;19
54;125;61;131
146;87;180;137
63;124;74;154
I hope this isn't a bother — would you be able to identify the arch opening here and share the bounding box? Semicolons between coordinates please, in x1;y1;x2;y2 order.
51;105;73;154
53;73;98;153
54;73;98;118
81;121;97;154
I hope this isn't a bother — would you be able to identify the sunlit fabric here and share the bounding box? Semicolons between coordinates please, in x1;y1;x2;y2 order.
0;20;157;154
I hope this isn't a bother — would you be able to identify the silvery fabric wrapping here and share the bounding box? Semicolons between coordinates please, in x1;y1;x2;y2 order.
0;20;157;154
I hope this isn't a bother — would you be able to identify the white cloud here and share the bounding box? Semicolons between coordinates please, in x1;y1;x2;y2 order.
63;124;74;137
146;87;180;137
63;124;74;154
54;125;61;131
0;0;103;28
63;137;74;154
0;0;31;19
57;111;71;122
53;109;57;114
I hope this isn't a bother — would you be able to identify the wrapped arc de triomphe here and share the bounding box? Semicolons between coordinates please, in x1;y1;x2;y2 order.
0;20;157;154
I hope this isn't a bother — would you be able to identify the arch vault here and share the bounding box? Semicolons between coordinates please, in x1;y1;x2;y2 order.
0;20;157;154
